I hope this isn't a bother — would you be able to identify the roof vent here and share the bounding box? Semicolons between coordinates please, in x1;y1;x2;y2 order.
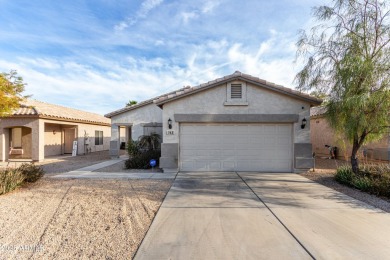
230;84;242;99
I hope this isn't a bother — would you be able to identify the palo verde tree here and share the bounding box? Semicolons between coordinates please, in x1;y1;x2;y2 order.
0;70;26;117
295;0;390;173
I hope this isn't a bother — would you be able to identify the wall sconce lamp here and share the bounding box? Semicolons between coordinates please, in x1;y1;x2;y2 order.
301;118;307;129
168;118;172;129
53;130;57;135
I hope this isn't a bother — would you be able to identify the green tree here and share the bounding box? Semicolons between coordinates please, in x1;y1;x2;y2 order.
295;0;390;173
138;132;161;151
0;70;26;117
126;100;137;107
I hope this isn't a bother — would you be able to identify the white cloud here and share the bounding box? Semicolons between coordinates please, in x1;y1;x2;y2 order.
114;0;164;31
181;11;199;24
138;0;164;18
202;1;221;14
114;22;128;31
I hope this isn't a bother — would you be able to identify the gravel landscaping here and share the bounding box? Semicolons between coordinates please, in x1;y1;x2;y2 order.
0;178;172;259
300;158;390;213
0;151;173;259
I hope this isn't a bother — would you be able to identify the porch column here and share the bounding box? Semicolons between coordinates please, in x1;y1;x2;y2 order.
32;120;45;161
109;124;120;158
0;127;5;162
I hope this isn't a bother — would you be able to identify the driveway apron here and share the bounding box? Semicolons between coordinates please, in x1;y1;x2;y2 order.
135;172;311;259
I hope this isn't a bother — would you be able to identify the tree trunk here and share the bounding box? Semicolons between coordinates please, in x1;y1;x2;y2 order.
351;141;360;174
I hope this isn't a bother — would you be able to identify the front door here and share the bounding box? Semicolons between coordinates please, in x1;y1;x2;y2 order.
64;128;76;154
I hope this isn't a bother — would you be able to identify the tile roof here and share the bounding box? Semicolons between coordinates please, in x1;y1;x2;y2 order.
105;71;322;118
10;99;111;125
310;106;327;117
104;87;189;118
154;71;323;106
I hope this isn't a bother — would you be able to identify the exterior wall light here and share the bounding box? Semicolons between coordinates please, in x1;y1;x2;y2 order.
168;118;172;129
301;118;307;129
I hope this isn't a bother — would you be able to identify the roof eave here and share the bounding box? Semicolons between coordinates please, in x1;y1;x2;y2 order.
105;100;154;118
155;75;323;107
38;115;111;126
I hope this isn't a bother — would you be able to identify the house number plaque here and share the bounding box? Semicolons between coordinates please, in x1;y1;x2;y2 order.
166;130;175;135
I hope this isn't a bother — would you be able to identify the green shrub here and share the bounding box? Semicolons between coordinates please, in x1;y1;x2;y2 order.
127;140;141;157
335;164;390;198
352;176;372;191
125;150;161;169
335;166;354;185
18;163;44;182
371;177;390;197
0;168;25;195
0;163;44;195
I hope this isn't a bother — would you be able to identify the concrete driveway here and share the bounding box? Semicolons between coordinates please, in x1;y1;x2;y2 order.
135;172;390;260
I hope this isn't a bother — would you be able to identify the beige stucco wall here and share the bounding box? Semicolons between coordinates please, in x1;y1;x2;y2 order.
110;103;162;141
162;82;312;144
44;123;63;156
0;117;41;161
0;117;110;161
76;123;110;155
311;116;389;160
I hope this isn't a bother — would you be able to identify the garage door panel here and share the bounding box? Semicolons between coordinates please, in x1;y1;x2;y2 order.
180;124;292;172
222;150;235;156
222;161;235;170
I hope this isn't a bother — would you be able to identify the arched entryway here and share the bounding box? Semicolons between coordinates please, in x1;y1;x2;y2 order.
8;126;33;160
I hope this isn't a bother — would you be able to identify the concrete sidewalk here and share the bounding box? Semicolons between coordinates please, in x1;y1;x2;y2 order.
50;157;176;179
135;172;390;259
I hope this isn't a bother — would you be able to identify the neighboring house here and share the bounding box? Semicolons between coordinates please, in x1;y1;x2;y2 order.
311;106;390;161
107;71;322;172
105;99;163;156
0;100;111;162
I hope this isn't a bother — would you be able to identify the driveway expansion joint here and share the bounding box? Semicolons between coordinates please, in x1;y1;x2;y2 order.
235;172;316;260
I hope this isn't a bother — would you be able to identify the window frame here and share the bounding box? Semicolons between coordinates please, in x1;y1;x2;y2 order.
95;130;103;145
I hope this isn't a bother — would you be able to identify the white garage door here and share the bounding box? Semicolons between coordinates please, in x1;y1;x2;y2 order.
180;123;293;172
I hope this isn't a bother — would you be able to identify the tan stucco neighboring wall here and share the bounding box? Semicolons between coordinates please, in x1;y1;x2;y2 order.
0;117;110;162
44;123;63;156
311;116;389;160
0;117;41;161
76;123;110;155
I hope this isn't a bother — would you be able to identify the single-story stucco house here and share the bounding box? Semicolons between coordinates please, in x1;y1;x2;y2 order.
106;71;322;172
311;106;390;161
0;99;111;162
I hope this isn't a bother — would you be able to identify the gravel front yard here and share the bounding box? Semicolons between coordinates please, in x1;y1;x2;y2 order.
0;178;172;259
300;158;390;213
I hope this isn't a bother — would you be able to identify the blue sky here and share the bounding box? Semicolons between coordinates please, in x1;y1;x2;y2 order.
0;0;326;115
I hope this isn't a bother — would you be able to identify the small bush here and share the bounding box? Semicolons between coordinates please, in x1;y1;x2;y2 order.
335;164;390;198
352;176;372;191
0;168;25;195
18;163;44;182
335;166;354;185
0;163;44;195
127;140;141;157
125;150;161;169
